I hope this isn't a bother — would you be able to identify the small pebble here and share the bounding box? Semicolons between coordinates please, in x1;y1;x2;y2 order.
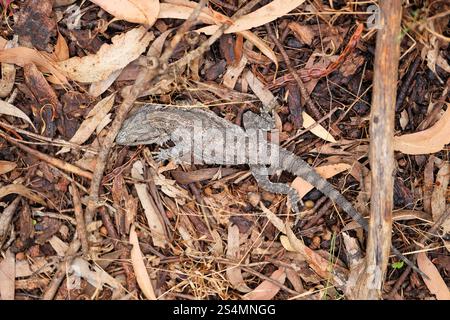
304;200;315;209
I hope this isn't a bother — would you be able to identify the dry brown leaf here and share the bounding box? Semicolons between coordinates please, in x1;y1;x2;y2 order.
292;163;351;198
58;93;116;154
0;250;15;300
0;47;67;84
0;161;16;175
159;2;279;66
226;224;252;293
58;27;153;83
260;202;288;234
70;257;120;290
48;236;69;256
198;0;306;35
223;53;247;89
285;226;347;287
243;268;286;300
129;224;157;300
131;160;168;248
158;2;216;25
431;163;450;236
0;62;15;98
394;106;450;155
90;0;160;26
240;30;278;67
53;32;69;62
89;69;122;97
0;184;46;206
0;100;36;130
288;22;314;45
302;111;337;143
417;252;450;300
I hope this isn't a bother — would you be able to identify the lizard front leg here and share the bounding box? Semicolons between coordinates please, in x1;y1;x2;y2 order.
251;165;301;212
155;145;185;163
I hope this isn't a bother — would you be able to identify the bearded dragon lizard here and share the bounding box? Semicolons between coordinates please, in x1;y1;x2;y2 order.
116;104;422;275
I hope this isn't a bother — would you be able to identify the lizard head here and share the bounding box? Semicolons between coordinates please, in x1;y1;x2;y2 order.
116;104;174;146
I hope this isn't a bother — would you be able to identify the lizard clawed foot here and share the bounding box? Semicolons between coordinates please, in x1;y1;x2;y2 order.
155;149;172;162
287;188;302;213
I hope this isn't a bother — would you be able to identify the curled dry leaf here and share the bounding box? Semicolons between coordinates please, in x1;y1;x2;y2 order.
159;2;279;66
0;47;68;84
53;32;69;62
417;252;450;300
58;93;115;154
131;160;168;248
129;224;157;300
285;226;347;287
431;163;450;236
58;27;154;83
1;38;18;98
198;0;306;35
226;224;252;293
90;0;160;26
239;31;278;68
158;2;216;25
302;111;337;143
0;100;36;130
89;69;122;97
292;163;351;199
0;184;46;206
288;22;314;45
0;250;15;300
0;161;16;175
260;202;288;234
243;268;286;300
393;106;450;155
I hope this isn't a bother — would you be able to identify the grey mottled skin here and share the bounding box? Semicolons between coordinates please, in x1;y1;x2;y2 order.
116;104;421;273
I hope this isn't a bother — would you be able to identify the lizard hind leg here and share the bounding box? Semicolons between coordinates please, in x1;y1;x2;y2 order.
251;165;302;212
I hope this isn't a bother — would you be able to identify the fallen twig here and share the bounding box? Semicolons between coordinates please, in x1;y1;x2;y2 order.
355;0;403;300
70;182;89;256
42;238;81;300
0;131;93;180
265;23;322;120
386;206;450;299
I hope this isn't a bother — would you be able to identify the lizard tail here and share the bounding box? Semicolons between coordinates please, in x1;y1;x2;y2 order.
278;149;369;230
279;149;427;278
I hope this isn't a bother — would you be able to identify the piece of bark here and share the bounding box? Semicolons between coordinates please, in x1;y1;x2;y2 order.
14;0;56;52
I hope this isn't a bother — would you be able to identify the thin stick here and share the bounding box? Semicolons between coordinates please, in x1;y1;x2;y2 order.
265;23;322;120
0;131;93;180
387;207;450;299
70;182;89;256
42;238;81;300
356;0;403;300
